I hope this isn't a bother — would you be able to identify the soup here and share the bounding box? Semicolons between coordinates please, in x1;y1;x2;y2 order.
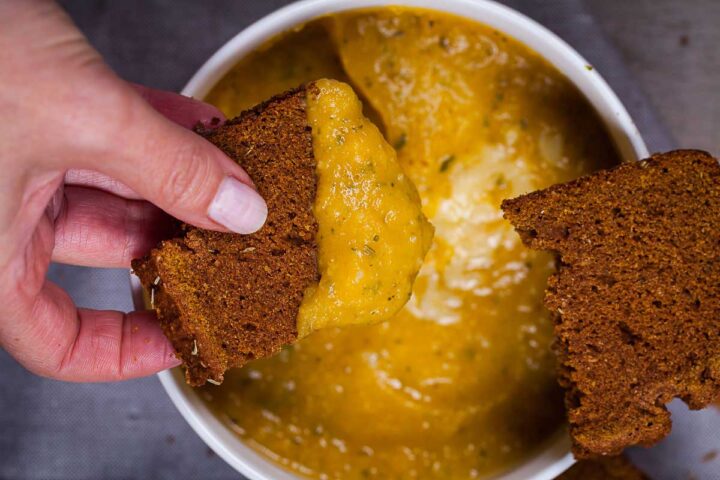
299;78;434;337
202;8;620;479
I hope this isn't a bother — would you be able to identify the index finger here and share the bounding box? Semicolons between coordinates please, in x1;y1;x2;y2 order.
131;83;226;130
88;82;267;235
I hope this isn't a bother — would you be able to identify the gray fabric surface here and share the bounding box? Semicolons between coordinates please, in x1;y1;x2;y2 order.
1;1;716;479
586;0;720;155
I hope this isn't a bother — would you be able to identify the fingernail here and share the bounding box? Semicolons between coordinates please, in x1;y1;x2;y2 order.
208;176;267;234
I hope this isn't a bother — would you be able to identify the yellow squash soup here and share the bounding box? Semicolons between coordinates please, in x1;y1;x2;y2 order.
203;8;620;479
300;79;434;337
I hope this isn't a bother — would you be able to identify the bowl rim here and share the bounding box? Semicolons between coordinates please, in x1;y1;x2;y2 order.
134;0;649;479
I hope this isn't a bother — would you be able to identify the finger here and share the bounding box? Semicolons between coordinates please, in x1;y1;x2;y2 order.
52;186;174;268
65;169;142;199
92;83;267;235
131;83;226;130
58;309;180;382
64;85;226;201
2;281;180;382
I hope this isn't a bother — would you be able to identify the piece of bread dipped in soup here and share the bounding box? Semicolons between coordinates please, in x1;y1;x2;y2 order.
133;80;434;386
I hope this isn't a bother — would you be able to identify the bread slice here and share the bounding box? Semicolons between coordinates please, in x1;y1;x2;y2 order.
132;86;319;386
556;456;649;480
501;150;720;457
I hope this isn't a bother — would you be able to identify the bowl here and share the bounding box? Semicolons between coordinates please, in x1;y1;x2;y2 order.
130;1;648;479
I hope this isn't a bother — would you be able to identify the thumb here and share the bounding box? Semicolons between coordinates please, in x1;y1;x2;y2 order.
93;84;267;234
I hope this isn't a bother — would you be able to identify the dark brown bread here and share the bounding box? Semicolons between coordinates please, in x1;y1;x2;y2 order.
556;456;649;480
501;150;720;457
132;86;319;386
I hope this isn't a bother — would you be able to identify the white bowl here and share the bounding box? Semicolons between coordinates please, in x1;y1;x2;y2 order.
131;1;648;479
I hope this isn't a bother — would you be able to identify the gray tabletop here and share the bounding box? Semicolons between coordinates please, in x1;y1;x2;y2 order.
2;1;718;479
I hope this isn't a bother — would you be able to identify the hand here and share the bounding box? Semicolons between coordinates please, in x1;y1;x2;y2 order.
0;0;267;382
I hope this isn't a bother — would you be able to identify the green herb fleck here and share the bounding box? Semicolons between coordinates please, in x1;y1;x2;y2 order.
373;234;380;242
464;346;477;359
439;154;456;172
393;132;407;150
585;64;594;71
439;35;450;51
363;244;376;256
495;174;506;187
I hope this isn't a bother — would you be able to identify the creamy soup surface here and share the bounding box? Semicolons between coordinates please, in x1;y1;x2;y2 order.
202;7;620;479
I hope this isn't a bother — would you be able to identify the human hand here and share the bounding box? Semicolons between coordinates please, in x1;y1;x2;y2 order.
0;0;267;381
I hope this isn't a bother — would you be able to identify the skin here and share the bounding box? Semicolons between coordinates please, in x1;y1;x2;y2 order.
0;0;266;382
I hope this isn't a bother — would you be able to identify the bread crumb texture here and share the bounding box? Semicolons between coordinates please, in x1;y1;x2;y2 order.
502;150;720;457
